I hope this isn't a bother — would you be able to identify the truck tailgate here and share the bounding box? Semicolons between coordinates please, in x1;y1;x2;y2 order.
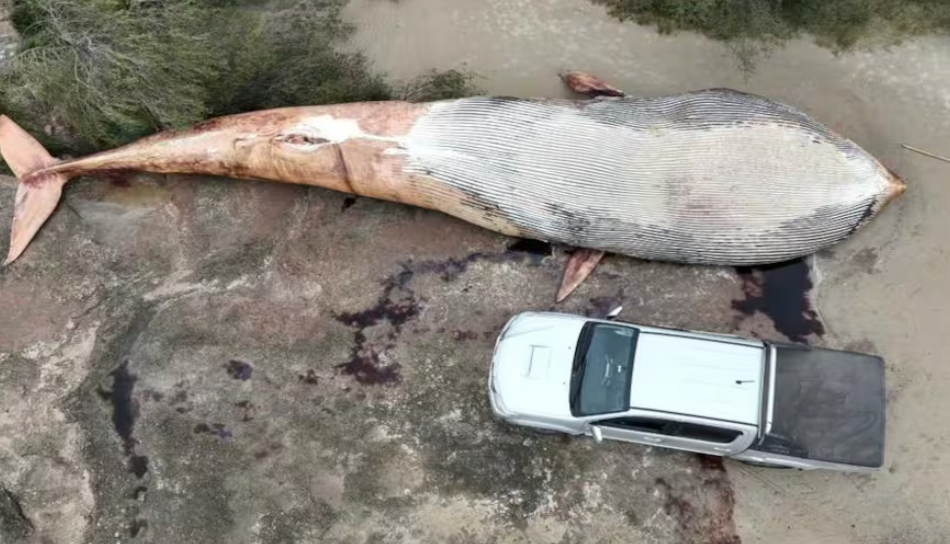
755;342;886;468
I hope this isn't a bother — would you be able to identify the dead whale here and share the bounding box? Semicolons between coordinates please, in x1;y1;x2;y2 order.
0;72;905;300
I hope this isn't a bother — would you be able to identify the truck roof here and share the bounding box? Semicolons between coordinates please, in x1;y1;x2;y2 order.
629;331;765;425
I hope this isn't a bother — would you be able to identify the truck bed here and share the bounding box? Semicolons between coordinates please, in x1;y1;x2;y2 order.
753;342;886;468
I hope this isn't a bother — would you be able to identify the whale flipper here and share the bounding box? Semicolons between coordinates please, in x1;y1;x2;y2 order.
559;70;625;97
556;248;606;302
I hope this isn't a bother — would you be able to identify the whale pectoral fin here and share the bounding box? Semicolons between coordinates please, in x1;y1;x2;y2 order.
558;71;625;97
556;248;607;303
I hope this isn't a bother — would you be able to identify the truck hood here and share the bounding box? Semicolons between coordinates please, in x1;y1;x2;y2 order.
489;312;585;419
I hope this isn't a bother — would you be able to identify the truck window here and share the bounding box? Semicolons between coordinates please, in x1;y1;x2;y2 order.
598;416;741;444
569;322;640;416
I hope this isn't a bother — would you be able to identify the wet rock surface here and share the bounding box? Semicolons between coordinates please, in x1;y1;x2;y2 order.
0;173;823;544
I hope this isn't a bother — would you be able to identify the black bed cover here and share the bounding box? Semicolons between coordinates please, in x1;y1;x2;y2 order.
752;342;886;468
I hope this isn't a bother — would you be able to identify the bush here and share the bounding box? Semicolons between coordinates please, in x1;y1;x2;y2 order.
202;1;394;116
2;0;222;153
592;0;950;72
0;0;483;156
392;68;485;102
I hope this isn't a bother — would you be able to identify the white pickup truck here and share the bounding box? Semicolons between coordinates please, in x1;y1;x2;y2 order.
488;311;886;472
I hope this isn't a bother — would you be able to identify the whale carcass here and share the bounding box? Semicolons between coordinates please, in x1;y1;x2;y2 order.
0;72;905;300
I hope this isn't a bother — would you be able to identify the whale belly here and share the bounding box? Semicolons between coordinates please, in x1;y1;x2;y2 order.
400;90;894;265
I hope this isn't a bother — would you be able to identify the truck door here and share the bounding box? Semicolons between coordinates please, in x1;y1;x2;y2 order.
589;415;751;456
589;416;672;449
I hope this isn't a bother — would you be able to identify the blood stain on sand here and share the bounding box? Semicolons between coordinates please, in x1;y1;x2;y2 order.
733;258;825;344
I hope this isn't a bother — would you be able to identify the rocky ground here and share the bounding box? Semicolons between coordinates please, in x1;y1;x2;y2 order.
0;171;811;544
4;1;950;543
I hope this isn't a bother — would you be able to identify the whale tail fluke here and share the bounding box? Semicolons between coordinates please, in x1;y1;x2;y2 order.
0;115;71;266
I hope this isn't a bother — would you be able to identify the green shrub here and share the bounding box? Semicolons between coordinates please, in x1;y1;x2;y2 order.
3;0;220;153
392;68;485;102
0;0;482;156
202;1;394;116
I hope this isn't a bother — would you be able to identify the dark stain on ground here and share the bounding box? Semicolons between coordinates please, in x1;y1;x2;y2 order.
656;478;694;527
132;486;148;501
334;249;550;385
169;386;192;414
97;360;150;478
696;454;725;472
129;518;148;538
585;288;626;319
733;258;825;344
101;170;133;188
97;360;138;454
141;389;164;402
224;359;253;380
334;270;419;385
342;196;358;211
507;238;552;256
298;370;320;385
129;456;149;478
0;486;34;539
194;423;233;441
405;247;548;282
234;400;255;422
654;455;741;544
407;252;494;282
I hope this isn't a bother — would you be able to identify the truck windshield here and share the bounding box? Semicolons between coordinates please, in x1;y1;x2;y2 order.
569;322;639;416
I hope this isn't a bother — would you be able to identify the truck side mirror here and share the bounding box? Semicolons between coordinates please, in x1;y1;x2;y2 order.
591;426;603;443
